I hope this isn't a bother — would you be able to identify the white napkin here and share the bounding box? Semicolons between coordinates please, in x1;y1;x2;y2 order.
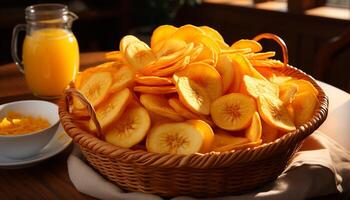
67;131;350;200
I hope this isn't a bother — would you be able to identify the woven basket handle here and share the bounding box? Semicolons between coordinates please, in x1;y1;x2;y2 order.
64;85;102;139
253;33;289;66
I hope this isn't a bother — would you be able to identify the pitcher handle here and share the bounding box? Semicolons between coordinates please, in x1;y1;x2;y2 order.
11;24;26;73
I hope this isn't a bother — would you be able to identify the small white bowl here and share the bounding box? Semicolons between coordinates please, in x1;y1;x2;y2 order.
0;100;59;159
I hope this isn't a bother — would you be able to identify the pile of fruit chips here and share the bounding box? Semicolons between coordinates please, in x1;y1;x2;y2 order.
71;24;319;155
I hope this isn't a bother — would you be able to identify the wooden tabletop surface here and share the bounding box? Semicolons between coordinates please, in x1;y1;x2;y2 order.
0;52;109;200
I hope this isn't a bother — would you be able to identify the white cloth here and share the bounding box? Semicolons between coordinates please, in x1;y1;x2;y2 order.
67;82;350;200
67;132;350;200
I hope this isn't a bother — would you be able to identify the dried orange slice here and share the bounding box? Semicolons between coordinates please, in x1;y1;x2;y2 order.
105;102;150;148
140;94;184;121
176;77;211;115
231;39;262;53
257;95;295;132
245;112;262;142
210;93;256;131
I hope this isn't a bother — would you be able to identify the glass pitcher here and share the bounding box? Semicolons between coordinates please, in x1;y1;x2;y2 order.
11;4;79;99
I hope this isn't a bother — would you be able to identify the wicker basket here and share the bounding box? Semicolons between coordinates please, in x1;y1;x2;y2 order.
58;34;328;198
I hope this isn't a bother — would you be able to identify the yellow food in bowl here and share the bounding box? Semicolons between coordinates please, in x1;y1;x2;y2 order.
0;111;50;135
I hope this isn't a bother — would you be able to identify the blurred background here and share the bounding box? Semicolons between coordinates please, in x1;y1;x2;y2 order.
0;0;349;92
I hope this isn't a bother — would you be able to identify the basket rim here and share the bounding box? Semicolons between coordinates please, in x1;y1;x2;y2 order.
59;65;328;169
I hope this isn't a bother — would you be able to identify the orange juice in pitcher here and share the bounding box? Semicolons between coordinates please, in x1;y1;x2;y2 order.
11;4;79;98
23;28;79;97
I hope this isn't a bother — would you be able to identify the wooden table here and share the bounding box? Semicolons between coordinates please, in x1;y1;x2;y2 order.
0;52;109;200
0;52;348;200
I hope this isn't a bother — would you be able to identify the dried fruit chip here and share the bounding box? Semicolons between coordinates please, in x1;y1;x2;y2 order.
211;93;256;131
257;95;295;132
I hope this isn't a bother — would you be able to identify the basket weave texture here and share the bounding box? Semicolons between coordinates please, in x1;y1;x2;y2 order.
59;65;328;198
